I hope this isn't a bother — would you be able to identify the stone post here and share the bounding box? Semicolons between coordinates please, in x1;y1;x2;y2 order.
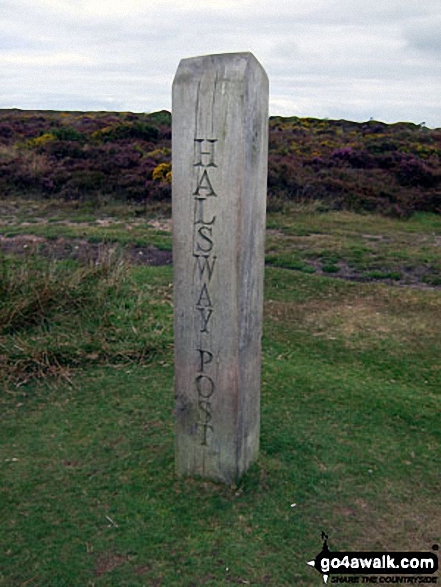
172;52;269;484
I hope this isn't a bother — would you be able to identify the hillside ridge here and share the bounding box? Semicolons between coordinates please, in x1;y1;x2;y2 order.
0;109;440;216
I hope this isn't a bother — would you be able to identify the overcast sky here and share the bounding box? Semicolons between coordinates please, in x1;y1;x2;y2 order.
1;0;441;127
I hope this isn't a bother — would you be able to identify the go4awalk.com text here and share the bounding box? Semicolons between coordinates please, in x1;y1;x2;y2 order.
307;533;439;584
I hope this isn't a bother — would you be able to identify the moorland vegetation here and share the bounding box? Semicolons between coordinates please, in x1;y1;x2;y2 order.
0;109;440;217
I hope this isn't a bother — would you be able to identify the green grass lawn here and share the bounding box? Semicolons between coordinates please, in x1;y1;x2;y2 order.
1;200;440;586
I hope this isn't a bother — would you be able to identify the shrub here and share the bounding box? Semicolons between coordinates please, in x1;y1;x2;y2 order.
152;162;172;183
0;124;14;140
52;126;85;142
396;157;440;188
44;140;85;160
146;110;171;126
67;170;106;193
92;123;159;143
330;147;373;168
24;133;56;149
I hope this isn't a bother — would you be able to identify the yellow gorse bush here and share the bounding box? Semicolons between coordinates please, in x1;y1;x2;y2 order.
25;133;56;149
152;162;172;183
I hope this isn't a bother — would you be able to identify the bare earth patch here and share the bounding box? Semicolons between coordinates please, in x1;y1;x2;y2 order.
0;234;172;266
1;232;439;289
94;553;128;577
148;218;172;231
304;258;441;289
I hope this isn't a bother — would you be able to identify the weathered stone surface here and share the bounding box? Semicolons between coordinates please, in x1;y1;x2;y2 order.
172;52;269;484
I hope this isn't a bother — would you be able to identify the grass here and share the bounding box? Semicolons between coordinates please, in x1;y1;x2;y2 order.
266;203;441;284
0;199;440;586
0;256;173;388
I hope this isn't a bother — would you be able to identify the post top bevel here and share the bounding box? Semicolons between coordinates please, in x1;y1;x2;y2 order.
173;51;268;86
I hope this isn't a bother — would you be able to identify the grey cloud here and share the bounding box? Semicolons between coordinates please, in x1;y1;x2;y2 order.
405;18;441;55
304;0;439;26
0;0;440;126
